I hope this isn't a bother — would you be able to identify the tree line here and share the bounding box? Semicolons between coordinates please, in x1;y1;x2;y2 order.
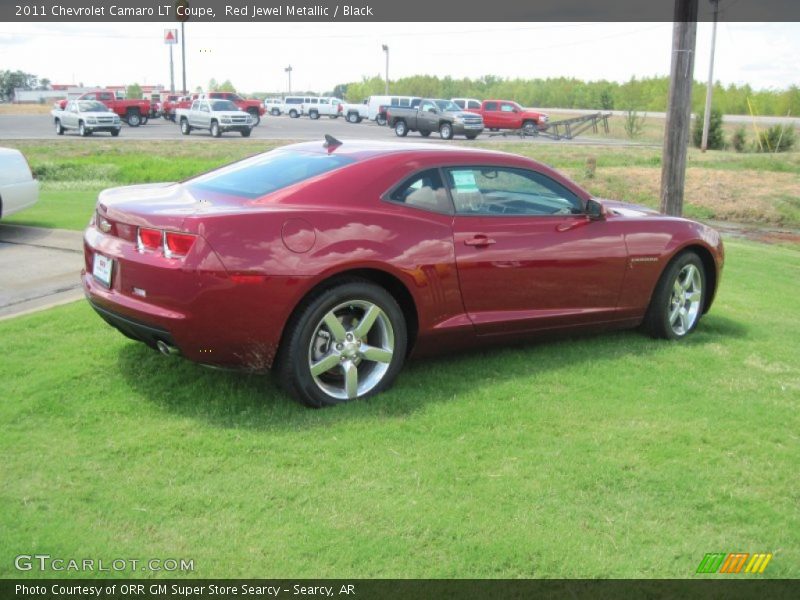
336;75;800;117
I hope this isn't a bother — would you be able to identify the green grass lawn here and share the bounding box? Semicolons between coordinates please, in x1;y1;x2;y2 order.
1;239;798;578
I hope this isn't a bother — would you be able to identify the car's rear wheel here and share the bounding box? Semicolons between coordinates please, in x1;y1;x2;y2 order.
394;120;408;137
277;281;407;407
55;119;64;135
347;112;361;124
439;123;453;140
309;110;320;120
180;119;191;135
644;251;706;340
289;109;299;118
126;110;141;127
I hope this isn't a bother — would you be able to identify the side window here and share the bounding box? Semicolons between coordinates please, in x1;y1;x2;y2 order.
484;101;497;111
468;100;481;109
500;103;514;112
444;167;583;216
388;169;452;214
454;100;465;109
421;101;436;112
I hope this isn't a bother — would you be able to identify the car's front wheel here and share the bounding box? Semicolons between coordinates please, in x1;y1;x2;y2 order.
644;251;706;340
277;281;407;407
439;122;453;140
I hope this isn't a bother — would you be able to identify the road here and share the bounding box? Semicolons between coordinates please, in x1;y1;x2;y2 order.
0;224;84;320
0;113;650;146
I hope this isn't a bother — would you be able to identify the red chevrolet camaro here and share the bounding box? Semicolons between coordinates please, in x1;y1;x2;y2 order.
83;138;724;407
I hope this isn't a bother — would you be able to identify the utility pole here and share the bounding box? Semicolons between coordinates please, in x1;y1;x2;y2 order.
701;0;720;152
382;44;389;94
285;65;292;94
660;0;699;216
181;21;187;94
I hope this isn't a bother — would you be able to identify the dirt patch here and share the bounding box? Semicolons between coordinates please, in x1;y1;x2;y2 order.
0;104;54;115
581;166;800;225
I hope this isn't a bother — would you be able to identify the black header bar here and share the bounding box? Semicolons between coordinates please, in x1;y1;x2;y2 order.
3;0;800;22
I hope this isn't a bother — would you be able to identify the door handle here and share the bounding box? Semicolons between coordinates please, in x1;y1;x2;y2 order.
464;235;496;247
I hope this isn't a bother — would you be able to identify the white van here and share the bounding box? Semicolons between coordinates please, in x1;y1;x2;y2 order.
283;96;311;118
305;97;342;119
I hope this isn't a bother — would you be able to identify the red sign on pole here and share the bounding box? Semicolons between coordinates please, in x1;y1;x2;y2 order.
164;29;178;44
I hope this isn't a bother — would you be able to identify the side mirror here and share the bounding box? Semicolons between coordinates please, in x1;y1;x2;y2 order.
585;199;606;220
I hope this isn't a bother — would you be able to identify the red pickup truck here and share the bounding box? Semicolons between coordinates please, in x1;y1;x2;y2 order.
160;94;184;121
465;100;548;134
57;90;151;127
204;92;266;125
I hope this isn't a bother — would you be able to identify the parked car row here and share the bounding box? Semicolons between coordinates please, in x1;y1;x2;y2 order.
263;94;550;140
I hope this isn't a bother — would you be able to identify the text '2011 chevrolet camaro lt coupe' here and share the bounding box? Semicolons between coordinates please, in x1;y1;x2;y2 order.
83;137;723;407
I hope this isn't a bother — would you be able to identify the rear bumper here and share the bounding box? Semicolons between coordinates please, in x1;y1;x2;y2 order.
88;298;175;349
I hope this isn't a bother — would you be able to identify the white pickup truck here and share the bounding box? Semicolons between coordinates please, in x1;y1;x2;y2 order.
175;99;254;138
51;100;122;137
340;100;369;124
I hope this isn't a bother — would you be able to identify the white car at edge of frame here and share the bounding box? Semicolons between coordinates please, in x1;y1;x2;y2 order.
0;148;39;219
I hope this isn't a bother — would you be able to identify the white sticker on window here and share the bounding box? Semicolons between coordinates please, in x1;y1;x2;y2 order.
452;170;478;191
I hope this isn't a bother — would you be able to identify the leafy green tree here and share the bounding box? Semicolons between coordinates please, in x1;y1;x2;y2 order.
126;82;143;100
0;69;38;101
218;80;236;93
692;108;725;149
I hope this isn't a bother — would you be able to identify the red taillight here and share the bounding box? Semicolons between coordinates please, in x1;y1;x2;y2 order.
165;231;197;257
138;227;162;250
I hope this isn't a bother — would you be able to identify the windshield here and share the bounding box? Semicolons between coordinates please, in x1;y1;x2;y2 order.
434;100;461;112
210;100;238;111
77;101;109;112
187;150;355;199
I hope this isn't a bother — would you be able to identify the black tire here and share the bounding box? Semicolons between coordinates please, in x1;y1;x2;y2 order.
328;114;338;119
111;129;120;137
439;122;453;140
271;108;280;116
489;127;499;132
419;130;431;137
248;109;260;126
309;110;320;120
376;114;387;126
466;133;479;140
55;119;64;135
289;109;299;118
643;251;706;340
276;280;408;408
210;121;221;138
141;116;149;125
240;128;252;137
347;112;361;124
126;110;141;127
79;121;90;137
180;118;191;135
522;120;537;135
394;120;408;137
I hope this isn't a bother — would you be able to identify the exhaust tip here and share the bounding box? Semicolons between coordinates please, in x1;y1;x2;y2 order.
156;340;179;356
